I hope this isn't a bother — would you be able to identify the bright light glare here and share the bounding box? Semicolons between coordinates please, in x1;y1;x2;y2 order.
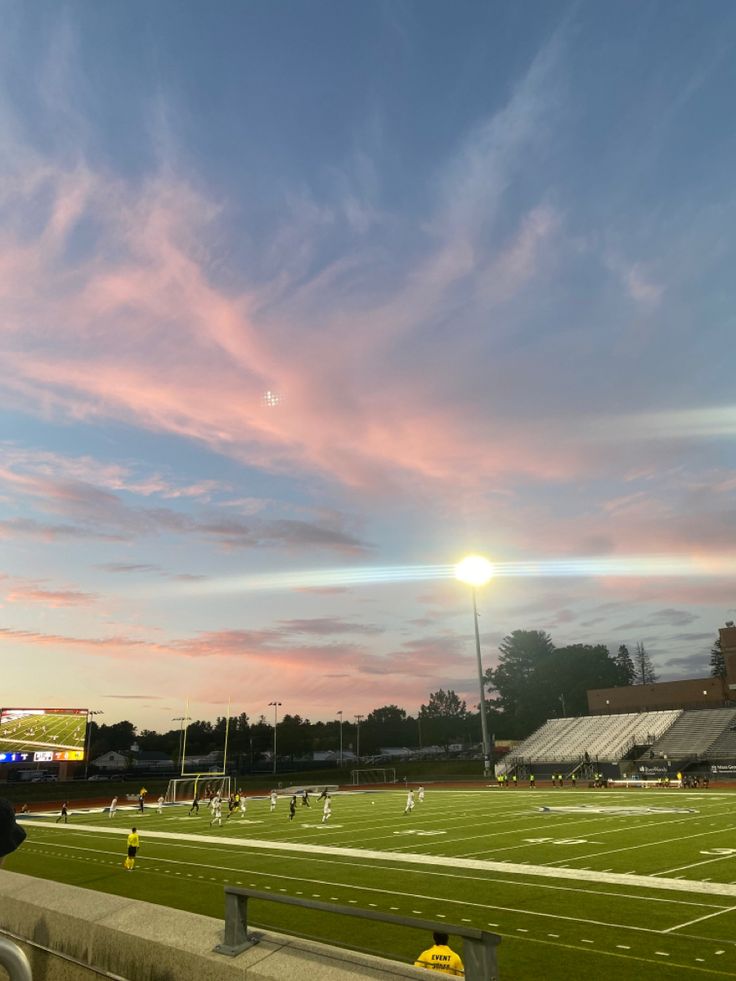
161;553;736;597
454;555;494;587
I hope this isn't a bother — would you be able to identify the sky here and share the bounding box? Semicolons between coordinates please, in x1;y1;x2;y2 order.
2;0;736;733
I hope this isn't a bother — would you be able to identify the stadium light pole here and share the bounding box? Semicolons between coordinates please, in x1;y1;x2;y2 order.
337;710;343;767
84;710;104;778
172;715;190;773
269;701;281;776
455;555;494;779
354;714;363;763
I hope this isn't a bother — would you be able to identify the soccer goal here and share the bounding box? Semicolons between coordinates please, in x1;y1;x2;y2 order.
164;774;232;804
351;768;397;785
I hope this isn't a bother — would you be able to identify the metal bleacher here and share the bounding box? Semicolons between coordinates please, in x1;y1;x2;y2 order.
651;708;736;760
501;710;682;769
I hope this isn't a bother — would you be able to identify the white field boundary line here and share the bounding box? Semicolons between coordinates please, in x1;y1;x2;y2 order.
28;826;722;909
24;820;736;901
662;905;736;934
23;837;715;940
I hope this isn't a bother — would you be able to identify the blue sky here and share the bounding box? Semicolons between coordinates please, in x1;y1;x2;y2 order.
1;1;736;730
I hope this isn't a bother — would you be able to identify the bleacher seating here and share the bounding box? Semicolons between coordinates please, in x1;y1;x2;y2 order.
501;710;681;770
664;709;736;760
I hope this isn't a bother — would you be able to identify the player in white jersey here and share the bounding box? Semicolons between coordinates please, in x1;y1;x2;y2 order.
157;796;164;814
404;789;415;814
270;790;277;811
239;793;247;816
109;796;118;818
209;794;222;827
418;786;425;803
321;796;332;823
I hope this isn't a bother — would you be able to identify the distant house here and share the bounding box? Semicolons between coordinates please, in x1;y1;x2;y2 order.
92;751;129;771
131;751;173;770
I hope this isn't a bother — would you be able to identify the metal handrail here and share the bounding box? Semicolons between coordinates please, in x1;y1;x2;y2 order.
0;937;32;981
215;885;500;980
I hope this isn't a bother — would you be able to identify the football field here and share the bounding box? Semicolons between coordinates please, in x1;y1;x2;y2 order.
10;786;736;979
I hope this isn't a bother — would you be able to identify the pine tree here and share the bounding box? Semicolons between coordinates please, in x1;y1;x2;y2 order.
710;639;726;679
614;644;635;685
634;642;657;685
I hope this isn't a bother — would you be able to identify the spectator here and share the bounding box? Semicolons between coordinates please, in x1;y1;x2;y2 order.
0;799;27;866
414;931;464;976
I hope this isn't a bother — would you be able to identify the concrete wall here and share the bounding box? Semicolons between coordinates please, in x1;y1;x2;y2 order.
0;871;428;980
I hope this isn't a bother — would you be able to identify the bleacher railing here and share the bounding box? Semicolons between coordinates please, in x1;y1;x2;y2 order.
215;885;501;979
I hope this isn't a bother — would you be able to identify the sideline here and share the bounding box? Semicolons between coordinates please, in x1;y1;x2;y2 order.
22;819;736;901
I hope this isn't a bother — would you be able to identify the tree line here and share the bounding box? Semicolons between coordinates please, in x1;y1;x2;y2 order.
88;630;721;758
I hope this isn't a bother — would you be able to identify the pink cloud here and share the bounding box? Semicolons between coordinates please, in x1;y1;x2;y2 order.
5;584;98;607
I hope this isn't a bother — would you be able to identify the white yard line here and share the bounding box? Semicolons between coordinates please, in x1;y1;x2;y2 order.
542;822;736;867
662;905;736;934
25;820;736;901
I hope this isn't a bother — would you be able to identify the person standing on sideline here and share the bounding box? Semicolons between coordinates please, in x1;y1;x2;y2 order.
414;931;464;976
418;786;425;803
321;795;332;823
404;789;415;814
123;827;140;871
109;796;118;819
55;801;68;824
529;773;535;789
270;790;278;812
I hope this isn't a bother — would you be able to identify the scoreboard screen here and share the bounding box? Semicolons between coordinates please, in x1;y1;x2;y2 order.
0;708;87;763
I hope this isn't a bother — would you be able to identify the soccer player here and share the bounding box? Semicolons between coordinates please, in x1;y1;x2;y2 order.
317;787;328;801
188;793;199;816
210;794;222;827
404;789;415;814
321;795;331;823
288;795;296;821
529;773;535;788
55;801;68;824
123;827;140;871
239;793;247;816
157;795;164;814
414;931;464;976
301;789;310;807
109;796;118;819
418;786;425;803
270;790;278;812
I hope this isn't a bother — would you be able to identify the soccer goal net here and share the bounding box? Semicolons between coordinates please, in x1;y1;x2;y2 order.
351;768;397;785
164;775;232;804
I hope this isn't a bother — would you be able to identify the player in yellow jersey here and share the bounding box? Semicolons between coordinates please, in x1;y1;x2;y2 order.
414;932;464;976
123;827;140;870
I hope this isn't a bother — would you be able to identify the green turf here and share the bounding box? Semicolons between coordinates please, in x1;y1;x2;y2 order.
8;787;736;979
